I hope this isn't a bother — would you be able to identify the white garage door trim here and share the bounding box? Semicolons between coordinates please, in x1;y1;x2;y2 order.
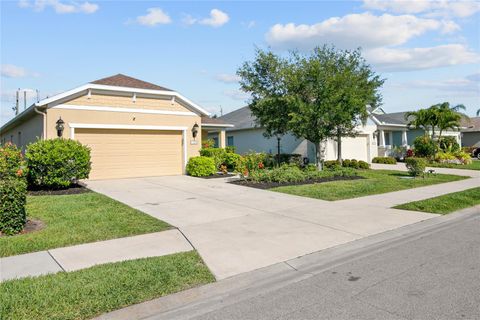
69;123;188;169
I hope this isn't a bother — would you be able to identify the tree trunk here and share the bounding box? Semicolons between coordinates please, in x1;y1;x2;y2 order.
314;141;325;171
277;136;281;167
337;129;342;164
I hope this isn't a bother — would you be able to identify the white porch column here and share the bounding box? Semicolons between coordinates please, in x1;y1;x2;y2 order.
219;130;226;148
379;130;385;147
402;130;408;146
388;132;393;147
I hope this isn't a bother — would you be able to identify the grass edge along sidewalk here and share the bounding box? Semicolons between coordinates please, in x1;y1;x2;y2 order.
394;187;480;214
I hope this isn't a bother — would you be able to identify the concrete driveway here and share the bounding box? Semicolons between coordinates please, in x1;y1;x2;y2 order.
85;175;440;280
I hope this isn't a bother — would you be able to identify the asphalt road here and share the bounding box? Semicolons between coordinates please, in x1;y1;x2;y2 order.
180;211;480;320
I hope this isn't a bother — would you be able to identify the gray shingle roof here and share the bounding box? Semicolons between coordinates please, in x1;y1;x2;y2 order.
91;74;172;91
219;106;260;130
374;111;411;125
461;117;480;132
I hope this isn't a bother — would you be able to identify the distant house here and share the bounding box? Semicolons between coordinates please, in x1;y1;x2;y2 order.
461;117;480;147
217;106;463;163
217;106;377;163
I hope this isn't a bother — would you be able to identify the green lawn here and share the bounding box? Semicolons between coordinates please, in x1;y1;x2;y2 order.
0;251;215;320
428;160;480;171
272;170;468;201
394;187;480;214
0;192;170;257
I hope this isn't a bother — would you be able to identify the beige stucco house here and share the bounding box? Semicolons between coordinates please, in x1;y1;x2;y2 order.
0;74;232;180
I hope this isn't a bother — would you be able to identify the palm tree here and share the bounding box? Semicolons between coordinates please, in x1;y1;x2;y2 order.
405;108;437;138
434;102;465;139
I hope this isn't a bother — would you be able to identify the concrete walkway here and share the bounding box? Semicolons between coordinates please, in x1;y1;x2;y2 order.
86;167;479;280
0;229;192;282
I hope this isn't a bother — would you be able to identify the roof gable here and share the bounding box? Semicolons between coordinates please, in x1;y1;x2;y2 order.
91;74;172;91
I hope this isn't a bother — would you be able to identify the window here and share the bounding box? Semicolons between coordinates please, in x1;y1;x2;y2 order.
227;136;234;146
213;137;219;148
18;132;22;147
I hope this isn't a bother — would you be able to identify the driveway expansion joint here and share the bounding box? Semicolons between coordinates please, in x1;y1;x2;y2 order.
47;250;66;272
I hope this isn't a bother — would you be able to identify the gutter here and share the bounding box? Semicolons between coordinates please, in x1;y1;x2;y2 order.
34;107;47;139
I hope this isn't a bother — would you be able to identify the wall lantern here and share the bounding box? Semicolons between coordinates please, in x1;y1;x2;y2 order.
56;117;65;137
192;123;199;139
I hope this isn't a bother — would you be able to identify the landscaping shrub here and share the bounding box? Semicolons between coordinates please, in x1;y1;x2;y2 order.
438;136;460;153
236;151;267;176
0;178;27;235
199;148;226;169
454;150;472;164
0;143;27;235
406;149;414;158
372;156;397;164
405;157;427;177
223;152;241;171
225;146;236;154
248;164;357;183
358;160;370;169
324;160;341;170
186;156;216;177
26;139;91;189
201;139;215;148
1;142;26;179
413;136;436;159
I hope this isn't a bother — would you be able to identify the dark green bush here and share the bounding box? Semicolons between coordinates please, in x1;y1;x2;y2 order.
224;152;241;171
0;178;27;235
358;160;370;169
413;136;436;158
324;160;341;170
199;148;226;169
0;143;27;235
26;139;91;189
405;157;427;177
186;156;216;177
372;157;397;164
438;136;460;153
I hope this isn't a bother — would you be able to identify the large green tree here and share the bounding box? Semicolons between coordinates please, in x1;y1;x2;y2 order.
238;46;384;169
237;49;291;163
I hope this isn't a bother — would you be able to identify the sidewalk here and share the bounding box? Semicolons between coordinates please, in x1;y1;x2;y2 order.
0;229;192;282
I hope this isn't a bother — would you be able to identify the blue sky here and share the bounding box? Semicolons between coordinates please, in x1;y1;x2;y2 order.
1;0;479;125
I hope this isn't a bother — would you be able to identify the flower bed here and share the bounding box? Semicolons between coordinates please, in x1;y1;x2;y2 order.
230;174;363;189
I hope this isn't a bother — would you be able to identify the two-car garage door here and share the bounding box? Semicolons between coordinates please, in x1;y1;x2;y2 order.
75;128;183;180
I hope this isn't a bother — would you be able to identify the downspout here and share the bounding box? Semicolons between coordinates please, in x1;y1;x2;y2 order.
34;107;47;139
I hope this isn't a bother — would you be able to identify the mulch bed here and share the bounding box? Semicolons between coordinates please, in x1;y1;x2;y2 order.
0;219;45;237
28;184;91;196
229;175;364;190
197;173;237;179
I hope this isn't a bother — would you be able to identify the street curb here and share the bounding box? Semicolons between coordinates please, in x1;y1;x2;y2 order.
95;206;479;320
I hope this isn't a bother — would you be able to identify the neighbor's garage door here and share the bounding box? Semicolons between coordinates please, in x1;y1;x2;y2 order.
341;135;368;161
75;128;183;180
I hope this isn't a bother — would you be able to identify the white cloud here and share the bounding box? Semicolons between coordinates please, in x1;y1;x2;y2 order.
135;8;171;26
363;0;480;18
200;9;229;27
266;13;455;51
223;89;250;101
182;9;229;27
215;73;241;83
365;44;480;71
18;0;99;14
1;64;28;78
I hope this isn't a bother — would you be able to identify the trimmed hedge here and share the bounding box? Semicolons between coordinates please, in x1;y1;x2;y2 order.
324;159;370;170
372;157;397;164
0;143;27;235
26;139;91;189
405;157;427;177
0;178;27;235
186;156;216;177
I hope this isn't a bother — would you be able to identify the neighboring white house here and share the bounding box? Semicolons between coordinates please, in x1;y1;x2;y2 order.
217;106;463;163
